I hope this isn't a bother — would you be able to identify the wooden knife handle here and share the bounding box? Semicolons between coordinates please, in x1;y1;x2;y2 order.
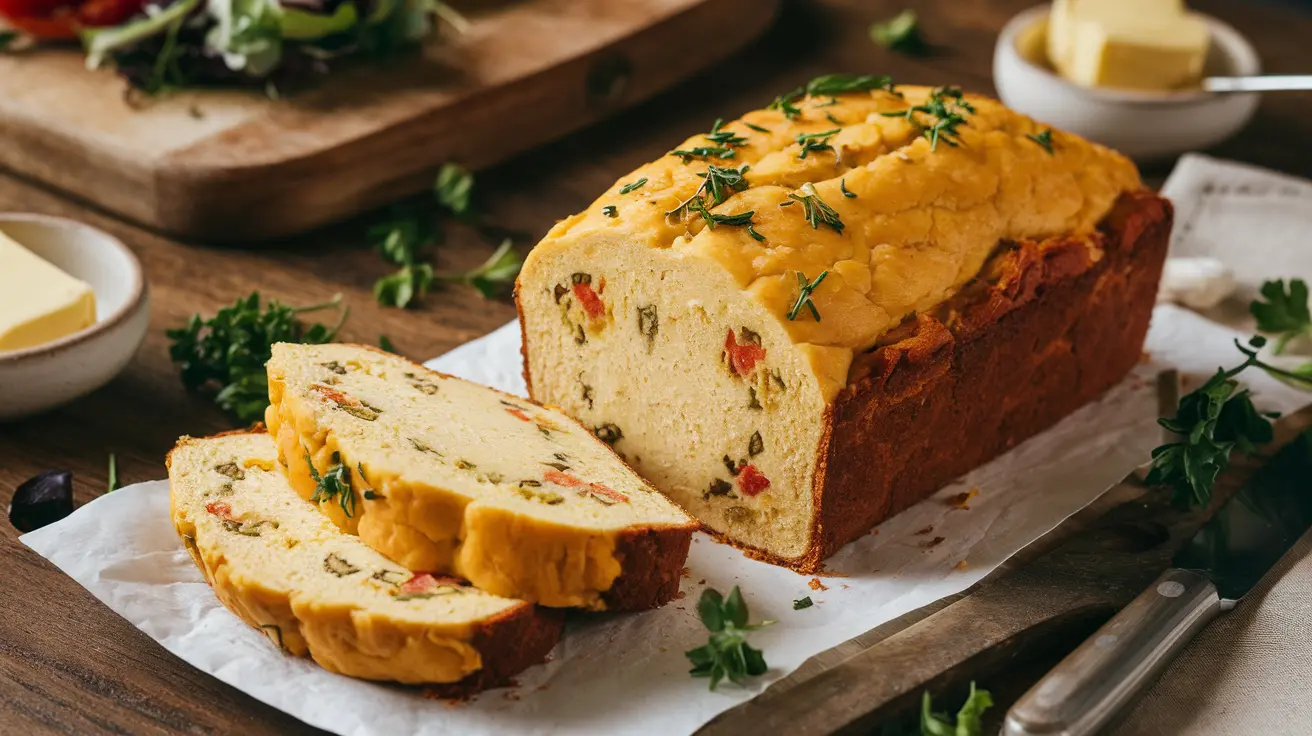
1003;568;1221;736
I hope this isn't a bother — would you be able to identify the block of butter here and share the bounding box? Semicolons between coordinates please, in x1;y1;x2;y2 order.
1048;0;1210;90
0;230;96;352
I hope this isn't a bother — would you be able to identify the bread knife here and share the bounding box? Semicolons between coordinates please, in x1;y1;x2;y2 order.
1003;416;1312;735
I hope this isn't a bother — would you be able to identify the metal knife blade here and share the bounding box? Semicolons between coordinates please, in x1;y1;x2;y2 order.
1174;430;1312;604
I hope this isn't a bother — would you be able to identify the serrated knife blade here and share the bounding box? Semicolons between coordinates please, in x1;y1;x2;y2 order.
1004;425;1312;736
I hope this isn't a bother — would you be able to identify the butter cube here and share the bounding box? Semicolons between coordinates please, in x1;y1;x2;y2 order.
1048;0;1210;91
0;230;96;351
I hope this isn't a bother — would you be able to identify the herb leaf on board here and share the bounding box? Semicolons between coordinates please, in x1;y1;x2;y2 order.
167;292;349;423
870;10;926;55
437;239;523;299
686;586;774;690
920;682;994;736
1251;278;1311;354
434;163;475;218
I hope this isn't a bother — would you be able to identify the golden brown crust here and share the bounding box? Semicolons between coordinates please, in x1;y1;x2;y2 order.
704;191;1172;571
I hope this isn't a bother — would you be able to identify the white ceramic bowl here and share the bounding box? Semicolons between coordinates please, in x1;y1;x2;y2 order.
993;6;1261;161
0;214;149;421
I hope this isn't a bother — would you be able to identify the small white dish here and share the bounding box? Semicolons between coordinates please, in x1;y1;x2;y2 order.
0;214;149;421
993;6;1261;161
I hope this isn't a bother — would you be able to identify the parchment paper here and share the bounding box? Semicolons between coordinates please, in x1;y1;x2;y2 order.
20;156;1310;735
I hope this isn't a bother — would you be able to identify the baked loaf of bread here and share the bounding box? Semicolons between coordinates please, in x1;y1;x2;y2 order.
167;430;561;687
516;79;1171;571
264;343;697;610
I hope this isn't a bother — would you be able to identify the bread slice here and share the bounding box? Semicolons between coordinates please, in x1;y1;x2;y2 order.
264;343;697;611
515;82;1165;570
167;430;562;687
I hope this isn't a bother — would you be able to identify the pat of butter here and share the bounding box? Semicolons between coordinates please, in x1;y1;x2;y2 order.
0;230;96;352
1049;0;1210;90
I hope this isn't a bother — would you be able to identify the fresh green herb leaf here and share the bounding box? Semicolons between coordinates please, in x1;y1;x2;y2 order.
815;97;840;108
379;335;398;354
1147;336;1312;507
825;112;843;126
788;270;829;321
0;30;19;51
804;74;897;97
705;118;749;148
438;239;523;299
767;88;804;120
619;177;648;195
107;453;121;493
921;682;993;736
841;178;856;198
881;86;974;151
870;10;926;55
668;164;750;218
434;163;474;218
745;122;771;133
167;293;349;423
1251;278;1311;354
602;205;618;218
374;263;436;309
686;586;774;690
786;182;845;233
671;146;736;164
1026;129;1055;155
307;450;355;518
796;128;840;160
793;596;813;610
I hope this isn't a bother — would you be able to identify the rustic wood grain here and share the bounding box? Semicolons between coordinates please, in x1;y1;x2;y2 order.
0;0;777;240
2;0;1312;734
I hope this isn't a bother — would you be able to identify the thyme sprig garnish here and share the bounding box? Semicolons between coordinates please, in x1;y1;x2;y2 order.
796;128;840;159
1146;336;1312;508
881;85;975;151
785;183;845;233
1027;129;1055;155
167;292;349;423
705;118;749;148
619;177;648;194
788;270;829;321
685;586;773;690
307;450;356;519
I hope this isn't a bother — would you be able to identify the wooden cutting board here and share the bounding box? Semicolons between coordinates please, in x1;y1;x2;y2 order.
0;0;776;241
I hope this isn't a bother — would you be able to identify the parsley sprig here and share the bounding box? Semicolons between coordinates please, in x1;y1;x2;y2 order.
881;86;975;151
371;213;437;309
167;292;349;423
788;270;829;321
307;450;356;518
921;682;994;736
785;182;845;233
1146;336;1312;508
436;239;524;299
796;128;840;159
685;586;773;690
1251;278;1311;355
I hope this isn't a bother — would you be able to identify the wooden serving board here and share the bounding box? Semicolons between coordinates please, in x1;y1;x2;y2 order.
0;0;776;241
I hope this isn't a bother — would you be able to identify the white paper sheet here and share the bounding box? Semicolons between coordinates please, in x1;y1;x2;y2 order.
21;155;1312;736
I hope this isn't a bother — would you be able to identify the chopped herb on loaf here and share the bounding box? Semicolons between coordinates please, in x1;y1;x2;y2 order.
307;451;356;519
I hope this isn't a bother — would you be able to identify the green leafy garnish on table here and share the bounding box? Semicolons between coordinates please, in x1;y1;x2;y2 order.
1251;278;1311;355
920;682;993;736
437;239;524;300
686;586;774;690
167;292;349;423
870;10;926;55
1146;336;1312;508
435;163;475;219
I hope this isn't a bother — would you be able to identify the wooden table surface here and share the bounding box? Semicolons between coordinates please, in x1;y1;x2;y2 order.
3;0;1312;733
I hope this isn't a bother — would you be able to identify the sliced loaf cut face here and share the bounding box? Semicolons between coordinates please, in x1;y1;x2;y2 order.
264;342;697;611
167;431;561;687
515;84;1150;568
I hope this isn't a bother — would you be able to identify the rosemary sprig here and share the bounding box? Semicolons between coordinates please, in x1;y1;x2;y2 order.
307;450;356;519
824;112;843;126
1027;129;1055;155
671;146;736;164
619;177;648;194
690;203;766;241
787;270;829;321
804;73;896;96
667;164;751;218
841;178;856;198
881;86;975;151
744;122;771;134
796;129;840;159
785;183;845;234
767;90;804;120
705;118;749;148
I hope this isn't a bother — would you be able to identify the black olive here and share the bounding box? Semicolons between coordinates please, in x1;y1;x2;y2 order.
8;470;75;533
